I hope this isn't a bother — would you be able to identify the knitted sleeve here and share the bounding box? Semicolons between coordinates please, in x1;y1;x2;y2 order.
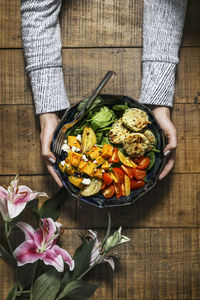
139;0;188;107
20;0;70;114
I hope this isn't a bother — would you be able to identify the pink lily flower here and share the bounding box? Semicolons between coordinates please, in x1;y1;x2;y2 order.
13;218;74;272
0;175;47;221
88;230;115;270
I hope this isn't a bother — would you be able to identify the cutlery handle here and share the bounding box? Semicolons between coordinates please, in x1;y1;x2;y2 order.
81;70;116;114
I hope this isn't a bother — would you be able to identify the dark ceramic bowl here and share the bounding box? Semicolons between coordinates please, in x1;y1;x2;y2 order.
52;94;165;208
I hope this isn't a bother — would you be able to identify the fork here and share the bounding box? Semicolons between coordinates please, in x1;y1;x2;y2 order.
52;70;115;156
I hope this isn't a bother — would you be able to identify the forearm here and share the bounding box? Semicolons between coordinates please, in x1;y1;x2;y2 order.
21;0;69;114
139;0;188;107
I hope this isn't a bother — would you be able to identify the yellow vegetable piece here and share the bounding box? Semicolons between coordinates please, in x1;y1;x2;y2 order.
59;163;65;173
101;161;111;170
78;160;88;172
81;179;102;197
81;127;97;153
86;146;102;160
124;175;131;196
82;162;97;176
67;136;81;148
101;144;113;158
64;163;75;175
118;151;137;168
94;169;103;179
70;152;82;167
109;171;118;183
68;176;84;189
96;155;106;165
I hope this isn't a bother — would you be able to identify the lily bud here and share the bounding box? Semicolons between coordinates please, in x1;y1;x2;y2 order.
104;227;130;252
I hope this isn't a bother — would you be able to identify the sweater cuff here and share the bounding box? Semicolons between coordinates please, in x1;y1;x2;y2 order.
139;61;177;107
29;67;70;114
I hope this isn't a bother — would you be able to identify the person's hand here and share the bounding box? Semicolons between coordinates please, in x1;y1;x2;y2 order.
150;106;177;180
39;113;63;187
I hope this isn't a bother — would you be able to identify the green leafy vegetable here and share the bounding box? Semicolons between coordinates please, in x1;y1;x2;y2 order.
77;96;104;112
112;103;128;111
90;106;116;131
146;152;156;171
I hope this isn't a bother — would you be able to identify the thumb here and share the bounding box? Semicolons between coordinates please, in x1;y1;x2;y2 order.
163;127;177;157
40;132;56;164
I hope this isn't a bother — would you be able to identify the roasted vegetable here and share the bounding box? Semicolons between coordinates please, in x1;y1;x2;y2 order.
67;136;81;148
81;127;97;153
101;144;113;158
64;163;76;175
70;152;82;167
68;176;84;188
118;151;137;168
87;146;102;160
82;161;97;176
81;178;102;197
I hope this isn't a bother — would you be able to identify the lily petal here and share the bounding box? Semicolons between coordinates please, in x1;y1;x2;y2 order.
29;191;48;201
103;257;115;270
43;249;64;272
0;186;8;199
52;245;74;271
0;198;10;221
16;222;35;241
13;240;41;266
7;201;26;219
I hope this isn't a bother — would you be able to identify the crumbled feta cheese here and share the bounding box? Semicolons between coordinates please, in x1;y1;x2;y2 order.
82;178;91;185
60;160;65;166
76;134;82;142
62;144;70;152
71;146;77;152
93;160;97;164
63;139;68;144
76;148;80;152
82;155;88;162
102;169;105;172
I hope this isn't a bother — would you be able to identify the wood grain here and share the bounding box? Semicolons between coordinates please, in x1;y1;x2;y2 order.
0;0;199;48
1;228;200;300
0;104;199;175
0;173;200;229
0;48;199;105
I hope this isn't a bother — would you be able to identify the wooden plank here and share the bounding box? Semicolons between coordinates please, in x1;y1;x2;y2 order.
0;173;200;228
0;103;199;174
0;0;199;48
0;48;199;105
0;105;46;175
1;228;200;299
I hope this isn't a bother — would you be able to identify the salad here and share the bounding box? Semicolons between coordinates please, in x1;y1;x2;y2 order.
58;97;158;200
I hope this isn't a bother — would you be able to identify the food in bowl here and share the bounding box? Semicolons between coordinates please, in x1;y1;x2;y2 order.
57;97;159;200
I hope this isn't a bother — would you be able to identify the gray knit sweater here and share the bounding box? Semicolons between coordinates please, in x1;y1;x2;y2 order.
20;0;187;114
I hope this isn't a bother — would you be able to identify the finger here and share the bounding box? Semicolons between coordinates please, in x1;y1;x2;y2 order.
40;132;56;162
159;151;175;180
163;128;177;155
46;162;63;188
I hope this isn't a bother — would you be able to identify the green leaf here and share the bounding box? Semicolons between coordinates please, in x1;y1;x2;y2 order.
61;270;71;290
57;280;99;300
0;244;16;264
32;268;61;300
112;103;128;111
146;152;156;171
39;188;67;220
26;199;40;222
6;283;17;300
17;263;36;289
102;212;111;247
71;238;96;281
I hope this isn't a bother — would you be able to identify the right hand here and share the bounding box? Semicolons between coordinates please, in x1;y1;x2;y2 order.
39;113;63;187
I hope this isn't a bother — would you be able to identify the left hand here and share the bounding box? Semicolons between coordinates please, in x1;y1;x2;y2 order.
150;106;177;180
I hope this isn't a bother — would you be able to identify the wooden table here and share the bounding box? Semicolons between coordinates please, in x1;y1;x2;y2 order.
0;0;200;299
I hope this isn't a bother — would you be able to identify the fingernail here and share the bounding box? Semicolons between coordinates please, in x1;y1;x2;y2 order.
164;150;171;157
48;157;56;164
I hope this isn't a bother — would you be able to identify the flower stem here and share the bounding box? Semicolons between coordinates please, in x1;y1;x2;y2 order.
77;253;106;280
5;222;13;253
30;261;38;300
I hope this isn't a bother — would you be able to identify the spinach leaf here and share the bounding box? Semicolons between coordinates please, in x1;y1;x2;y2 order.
91;106;116;130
